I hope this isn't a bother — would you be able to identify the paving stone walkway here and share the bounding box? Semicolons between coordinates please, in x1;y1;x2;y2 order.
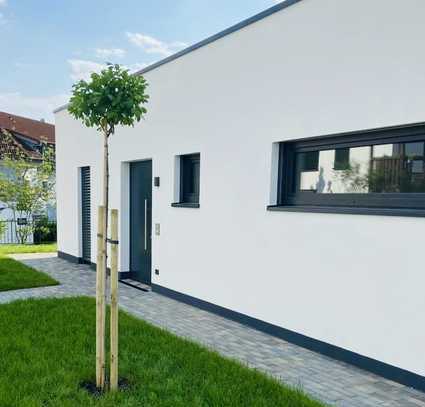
1;254;424;407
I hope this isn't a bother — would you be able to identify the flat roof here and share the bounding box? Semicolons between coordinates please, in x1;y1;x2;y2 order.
54;0;303;114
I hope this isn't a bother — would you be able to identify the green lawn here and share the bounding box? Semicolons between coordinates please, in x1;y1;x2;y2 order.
0;297;326;407
0;242;58;291
0;242;57;255
0;256;58;291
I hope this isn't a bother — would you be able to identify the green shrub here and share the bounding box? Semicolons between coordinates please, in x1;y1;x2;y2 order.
33;216;56;244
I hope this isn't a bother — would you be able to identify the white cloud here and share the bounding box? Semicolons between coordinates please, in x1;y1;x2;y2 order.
0;92;69;123
127;62;149;73
126;32;187;57
67;59;151;82
68;59;106;81
14;62;30;68
95;48;126;59
0;0;7;24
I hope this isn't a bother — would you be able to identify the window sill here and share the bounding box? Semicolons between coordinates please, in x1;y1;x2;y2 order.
266;205;425;218
171;202;200;208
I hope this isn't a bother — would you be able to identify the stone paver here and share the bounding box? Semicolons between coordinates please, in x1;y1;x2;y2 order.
0;255;422;407
10;252;58;260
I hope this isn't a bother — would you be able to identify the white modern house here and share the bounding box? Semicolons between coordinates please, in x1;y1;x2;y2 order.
54;0;425;392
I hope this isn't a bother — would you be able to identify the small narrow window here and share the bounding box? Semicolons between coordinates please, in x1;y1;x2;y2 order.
172;153;200;208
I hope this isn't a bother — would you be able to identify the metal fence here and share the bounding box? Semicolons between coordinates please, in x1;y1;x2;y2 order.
0;220;33;244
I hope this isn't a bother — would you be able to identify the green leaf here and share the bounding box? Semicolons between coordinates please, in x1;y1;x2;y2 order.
68;64;149;133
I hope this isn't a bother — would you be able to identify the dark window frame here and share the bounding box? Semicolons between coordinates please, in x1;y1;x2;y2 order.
172;153;200;208
273;123;425;216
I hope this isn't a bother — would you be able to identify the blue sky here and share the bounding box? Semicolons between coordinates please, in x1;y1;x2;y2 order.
0;0;279;122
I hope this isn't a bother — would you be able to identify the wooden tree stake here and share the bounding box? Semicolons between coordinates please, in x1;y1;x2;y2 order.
110;209;119;390
96;205;106;389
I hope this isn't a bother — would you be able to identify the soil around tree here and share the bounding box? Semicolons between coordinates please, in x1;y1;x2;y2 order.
80;378;132;397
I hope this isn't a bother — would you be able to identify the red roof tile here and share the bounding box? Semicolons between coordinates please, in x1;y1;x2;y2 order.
0;111;55;144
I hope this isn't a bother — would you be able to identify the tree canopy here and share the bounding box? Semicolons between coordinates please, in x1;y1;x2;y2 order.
68;64;149;136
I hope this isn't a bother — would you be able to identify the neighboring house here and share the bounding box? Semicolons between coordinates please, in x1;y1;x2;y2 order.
54;0;425;392
0;111;56;242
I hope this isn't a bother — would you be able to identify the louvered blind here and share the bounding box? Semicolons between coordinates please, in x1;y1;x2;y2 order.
81;167;91;263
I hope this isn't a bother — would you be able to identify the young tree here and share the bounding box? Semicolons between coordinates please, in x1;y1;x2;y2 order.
68;64;149;390
0;131;55;244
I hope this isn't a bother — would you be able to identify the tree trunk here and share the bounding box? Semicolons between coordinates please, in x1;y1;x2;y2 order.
97;130;109;390
12;210;19;244
103;130;109;303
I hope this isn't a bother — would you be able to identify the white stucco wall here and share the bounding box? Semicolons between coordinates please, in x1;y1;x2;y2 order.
55;0;425;377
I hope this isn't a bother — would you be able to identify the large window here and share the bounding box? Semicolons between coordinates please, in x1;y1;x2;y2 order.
172;153;200;208
273;124;425;215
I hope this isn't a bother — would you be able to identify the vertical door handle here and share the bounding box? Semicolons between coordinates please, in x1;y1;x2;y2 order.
144;199;148;251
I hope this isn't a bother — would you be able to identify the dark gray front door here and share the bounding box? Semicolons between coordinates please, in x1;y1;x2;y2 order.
130;160;152;284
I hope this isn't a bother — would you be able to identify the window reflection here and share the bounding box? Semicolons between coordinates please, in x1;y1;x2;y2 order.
334;148;350;171
294;141;425;194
